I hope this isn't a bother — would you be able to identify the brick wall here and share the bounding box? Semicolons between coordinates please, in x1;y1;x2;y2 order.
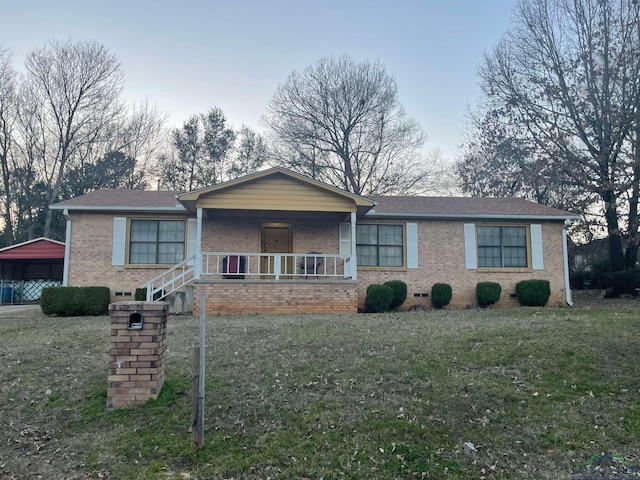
193;280;358;314
68;212;569;312
67;213;175;302
107;301;168;409
358;220;568;309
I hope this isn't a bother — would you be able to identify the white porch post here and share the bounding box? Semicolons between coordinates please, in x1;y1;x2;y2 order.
274;255;281;280
350;211;357;281
195;207;203;279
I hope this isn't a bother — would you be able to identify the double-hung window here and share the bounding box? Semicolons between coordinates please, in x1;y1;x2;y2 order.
477;226;527;268
356;224;403;267
129;220;185;265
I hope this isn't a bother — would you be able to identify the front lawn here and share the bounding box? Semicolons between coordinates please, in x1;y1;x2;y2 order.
1;294;639;479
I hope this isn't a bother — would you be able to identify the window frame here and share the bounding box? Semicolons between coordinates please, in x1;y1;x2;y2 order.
476;224;531;269
126;218;187;266
355;223;406;268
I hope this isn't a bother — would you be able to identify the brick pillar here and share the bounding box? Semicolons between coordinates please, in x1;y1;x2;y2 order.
107;301;168;409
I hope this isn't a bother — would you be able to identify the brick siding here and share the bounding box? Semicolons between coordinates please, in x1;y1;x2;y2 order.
193;280;358;314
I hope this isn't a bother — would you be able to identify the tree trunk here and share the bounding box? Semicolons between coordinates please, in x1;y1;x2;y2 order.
603;189;627;297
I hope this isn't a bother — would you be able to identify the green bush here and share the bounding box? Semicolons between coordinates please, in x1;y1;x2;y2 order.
383;280;408;309
516;279;550;306
431;283;452;309
476;282;502;308
365;284;393;313
41;286;111;316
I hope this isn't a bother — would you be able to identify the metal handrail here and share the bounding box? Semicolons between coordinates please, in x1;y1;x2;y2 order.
201;252;353;279
141;254;196;301
139;252;353;301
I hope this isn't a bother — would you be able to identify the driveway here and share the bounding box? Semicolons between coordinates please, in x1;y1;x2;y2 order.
0;304;41;316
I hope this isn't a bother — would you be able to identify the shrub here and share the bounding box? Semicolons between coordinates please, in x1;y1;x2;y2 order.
383;280;408;309
431;283;452;309
476;282;502;308
515;279;550;306
41;286;111;316
365;284;393;313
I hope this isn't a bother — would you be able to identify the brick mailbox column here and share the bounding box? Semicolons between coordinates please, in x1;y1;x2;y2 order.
107;301;169;409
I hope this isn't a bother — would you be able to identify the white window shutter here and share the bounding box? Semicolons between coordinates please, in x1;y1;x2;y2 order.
112;217;127;266
406;223;418;269
463;223;477;269
187;218;198;259
339;222;351;255
530;224;544;270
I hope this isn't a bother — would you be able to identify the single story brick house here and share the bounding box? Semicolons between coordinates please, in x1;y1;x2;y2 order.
50;167;578;314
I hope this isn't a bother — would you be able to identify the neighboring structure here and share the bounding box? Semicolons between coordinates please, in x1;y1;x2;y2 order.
50;167;578;314
0;237;65;304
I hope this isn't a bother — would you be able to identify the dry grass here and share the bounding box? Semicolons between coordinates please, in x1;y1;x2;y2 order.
1;292;639;479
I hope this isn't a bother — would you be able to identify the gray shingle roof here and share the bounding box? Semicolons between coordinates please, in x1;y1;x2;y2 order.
51;189;577;220
51;189;182;210
368;196;576;219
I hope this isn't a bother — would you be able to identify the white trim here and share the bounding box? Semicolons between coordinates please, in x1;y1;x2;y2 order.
463;224;477;269
63;209;71;286
530;224;544;270
112;217;127;266
406;223;418;269
563;220;573;306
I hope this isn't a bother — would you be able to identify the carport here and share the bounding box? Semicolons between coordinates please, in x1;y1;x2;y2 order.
0;238;64;304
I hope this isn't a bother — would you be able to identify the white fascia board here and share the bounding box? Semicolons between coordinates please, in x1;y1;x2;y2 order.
364;212;581;221
49;205;187;212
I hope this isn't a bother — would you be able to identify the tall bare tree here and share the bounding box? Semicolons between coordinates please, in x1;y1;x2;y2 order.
465;0;640;295
0;48;17;246
265;55;434;195
23;39;125;238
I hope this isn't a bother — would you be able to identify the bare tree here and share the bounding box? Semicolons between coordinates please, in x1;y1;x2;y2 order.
469;0;640;295
265;55;434;195
23;39;125;238
0;47;17;246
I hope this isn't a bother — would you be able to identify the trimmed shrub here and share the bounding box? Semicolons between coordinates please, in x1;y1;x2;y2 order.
41;286;111;316
383;280;408;309
365;284;393;313
476;282;502;308
516;279;550;306
431;283;452;309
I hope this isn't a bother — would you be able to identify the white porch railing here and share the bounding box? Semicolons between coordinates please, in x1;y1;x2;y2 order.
140;252;354;302
142;254;196;301
201;252;354;280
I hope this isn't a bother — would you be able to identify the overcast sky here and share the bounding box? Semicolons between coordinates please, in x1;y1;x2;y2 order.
1;0;519;162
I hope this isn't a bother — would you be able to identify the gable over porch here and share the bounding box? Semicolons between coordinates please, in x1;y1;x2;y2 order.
145;168;375;312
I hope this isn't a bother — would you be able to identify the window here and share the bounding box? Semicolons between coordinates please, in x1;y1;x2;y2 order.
477;226;527;268
356;224;403;267
129;220;185;264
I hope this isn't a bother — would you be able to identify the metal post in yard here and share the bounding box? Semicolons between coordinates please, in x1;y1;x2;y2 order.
191;294;206;449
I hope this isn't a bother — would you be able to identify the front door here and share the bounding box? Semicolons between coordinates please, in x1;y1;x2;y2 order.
261;224;292;278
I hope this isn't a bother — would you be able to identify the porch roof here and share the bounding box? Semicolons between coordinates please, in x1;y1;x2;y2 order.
177;167;375;215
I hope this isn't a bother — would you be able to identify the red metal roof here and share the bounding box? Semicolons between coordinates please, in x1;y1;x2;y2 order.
0;238;65;260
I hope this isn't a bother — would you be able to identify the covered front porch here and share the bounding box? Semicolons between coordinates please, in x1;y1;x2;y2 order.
141;168;374;314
